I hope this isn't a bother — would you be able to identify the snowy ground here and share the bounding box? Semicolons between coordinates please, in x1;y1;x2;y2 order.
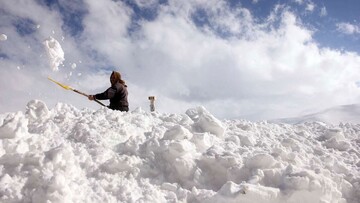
273;104;360;125
0;100;359;203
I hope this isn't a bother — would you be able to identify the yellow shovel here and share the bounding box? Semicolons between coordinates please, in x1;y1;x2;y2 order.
48;77;106;107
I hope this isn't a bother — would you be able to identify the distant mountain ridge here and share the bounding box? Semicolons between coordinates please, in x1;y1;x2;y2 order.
272;104;360;125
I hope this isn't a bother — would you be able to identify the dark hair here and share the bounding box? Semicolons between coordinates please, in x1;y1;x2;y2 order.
111;71;125;85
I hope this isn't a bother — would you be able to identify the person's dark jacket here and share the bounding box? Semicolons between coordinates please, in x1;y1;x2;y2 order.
94;82;129;111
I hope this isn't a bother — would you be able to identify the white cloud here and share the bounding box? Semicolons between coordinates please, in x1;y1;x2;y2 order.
336;22;360;35
305;2;315;12
1;0;360;120
293;0;316;14
134;0;159;8
81;0;132;61
293;0;304;5
320;6;327;17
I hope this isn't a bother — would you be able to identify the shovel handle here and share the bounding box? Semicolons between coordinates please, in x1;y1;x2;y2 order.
73;89;106;107
94;99;106;107
73;89;88;97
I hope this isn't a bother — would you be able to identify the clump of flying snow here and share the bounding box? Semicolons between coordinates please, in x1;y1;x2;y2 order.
0;34;7;41
71;63;77;69
43;37;64;71
0;101;359;203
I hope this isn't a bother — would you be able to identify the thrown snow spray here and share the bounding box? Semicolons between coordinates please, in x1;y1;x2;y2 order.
71;63;77;69
0;34;7;41
43;36;64;71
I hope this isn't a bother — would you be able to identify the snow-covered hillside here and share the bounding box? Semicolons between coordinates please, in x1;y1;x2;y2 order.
273;104;360;125
0;100;359;203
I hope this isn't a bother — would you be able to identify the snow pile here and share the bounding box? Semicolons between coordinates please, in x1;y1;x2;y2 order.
43;37;64;71
273;104;360;125
0;100;359;203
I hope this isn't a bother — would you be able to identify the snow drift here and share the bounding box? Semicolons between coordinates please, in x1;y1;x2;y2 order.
273;104;360;125
0;100;359;203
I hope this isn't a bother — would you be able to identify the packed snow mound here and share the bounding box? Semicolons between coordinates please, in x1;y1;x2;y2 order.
273;104;360;125
0;100;359;203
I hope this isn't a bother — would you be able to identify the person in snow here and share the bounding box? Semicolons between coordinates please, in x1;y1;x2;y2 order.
88;71;129;112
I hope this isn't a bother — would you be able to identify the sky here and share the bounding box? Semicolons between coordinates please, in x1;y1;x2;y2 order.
1;0;360;121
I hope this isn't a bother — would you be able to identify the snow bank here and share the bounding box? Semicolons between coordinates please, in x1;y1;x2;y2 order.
0;100;359;203
43;37;64;71
273;104;360;125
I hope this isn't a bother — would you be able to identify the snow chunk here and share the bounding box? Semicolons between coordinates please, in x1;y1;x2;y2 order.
213;182;280;203
238;132;257;147
191;133;215;152
163;125;192;140
71;63;77;69
186;106;225;137
26;100;49;121
167;140;196;158
321;128;351;151
101;155;142;174
0;112;28;139
0;34;7;41
43;36;65;71
245;153;276;169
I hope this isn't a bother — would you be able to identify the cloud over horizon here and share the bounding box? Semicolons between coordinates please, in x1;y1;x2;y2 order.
1;0;360;120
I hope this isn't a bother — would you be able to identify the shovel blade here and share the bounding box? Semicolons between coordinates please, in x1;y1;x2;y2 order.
48;77;73;90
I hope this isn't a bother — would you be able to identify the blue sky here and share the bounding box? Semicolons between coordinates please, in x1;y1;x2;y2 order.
121;0;360;52
1;0;360;120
